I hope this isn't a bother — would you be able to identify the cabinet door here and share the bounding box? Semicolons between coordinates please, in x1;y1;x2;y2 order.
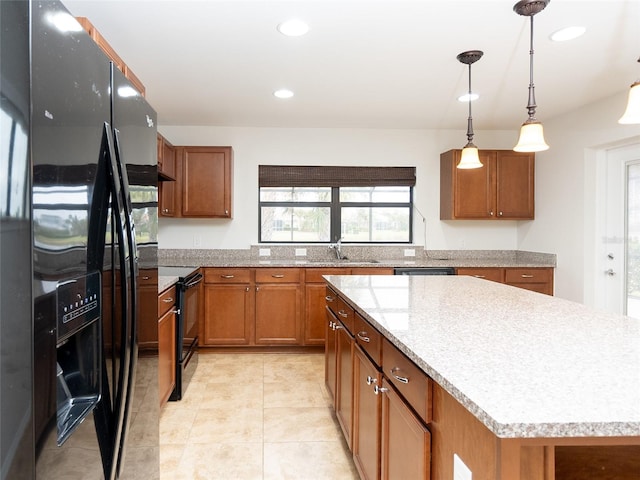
159;140;176;217
203;284;252;345
255;284;301;345
181;146;232;218
353;346;382;480
495;151;534;219
335;321;354;448
325;307;338;405
138;273;160;351
304;283;331;345
158;307;176;406
381;380;431;480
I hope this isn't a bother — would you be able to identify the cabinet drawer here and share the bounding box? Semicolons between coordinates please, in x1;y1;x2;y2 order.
158;285;176;318
305;268;350;283
354;313;382;367
456;267;504;283
138;269;158;286
204;268;251;284
505;267;552;284
382;339;432;424
336;297;355;334
255;268;301;283
326;286;339;316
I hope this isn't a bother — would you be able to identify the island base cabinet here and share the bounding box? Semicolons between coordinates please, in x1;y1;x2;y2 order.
353;346;381;480
325;307;338;404
380;379;431;480
335;322;354;449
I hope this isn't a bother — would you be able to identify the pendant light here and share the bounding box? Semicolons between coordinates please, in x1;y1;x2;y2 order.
456;50;484;169
513;0;550;152
619;57;640;124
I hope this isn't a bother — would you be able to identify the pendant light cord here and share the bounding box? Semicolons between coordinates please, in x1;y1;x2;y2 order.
467;63;474;143
526;15;538;119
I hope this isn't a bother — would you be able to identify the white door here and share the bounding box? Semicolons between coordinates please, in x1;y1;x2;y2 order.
600;143;640;317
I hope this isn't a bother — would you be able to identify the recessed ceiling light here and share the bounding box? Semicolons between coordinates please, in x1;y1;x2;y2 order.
277;19;309;37
274;89;294;99
550;26;586;42
458;93;479;102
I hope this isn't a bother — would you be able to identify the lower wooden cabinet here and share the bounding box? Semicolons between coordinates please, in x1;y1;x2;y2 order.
138;269;160;351
203;284;253;345
353;345;382;480
326;290;432;480
456;266;554;295
158;286;177;406
255;283;301;344
305;268;350;346
380;379;431;480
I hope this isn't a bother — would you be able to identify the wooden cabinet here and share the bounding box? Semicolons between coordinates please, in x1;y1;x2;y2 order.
178;146;233;218
158;134;177;217
325;297;339;403
304;268;350;346
326;291;433;480
353;345;382;480
137;269;159;351
380;378;431;480
457;267;554;295
440;149;534;220
158;286;177;406
255;268;302;345
76;17;145;96
203;268;253;346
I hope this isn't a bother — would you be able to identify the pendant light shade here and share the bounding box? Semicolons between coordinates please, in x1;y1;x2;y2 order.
458;143;483;169
619;64;640;124
513;0;549;152
456;50;483;169
514;120;549;152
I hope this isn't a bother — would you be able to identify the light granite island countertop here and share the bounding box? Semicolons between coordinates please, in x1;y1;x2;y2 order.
324;274;640;479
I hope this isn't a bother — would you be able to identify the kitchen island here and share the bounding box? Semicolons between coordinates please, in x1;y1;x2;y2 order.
324;274;640;479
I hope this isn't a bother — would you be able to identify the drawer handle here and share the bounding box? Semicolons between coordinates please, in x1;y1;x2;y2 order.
357;332;370;343
162;297;174;303
338;310;348;318
390;367;409;384
220;274;235;279
171;307;180;314
373;385;388;395
325;295;335;302
328;320;335;329
333;324;344;331
271;274;285;278
521;274;534;278
142;275;150;280
473;275;486;278
366;375;377;386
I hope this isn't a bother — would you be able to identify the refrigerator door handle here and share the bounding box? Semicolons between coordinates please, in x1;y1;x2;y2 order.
104;122;134;480
112;127;139;478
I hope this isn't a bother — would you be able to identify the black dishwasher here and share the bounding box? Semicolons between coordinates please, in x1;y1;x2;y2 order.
394;267;455;275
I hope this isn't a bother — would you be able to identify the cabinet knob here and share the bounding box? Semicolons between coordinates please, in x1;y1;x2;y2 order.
489;211;494;216
356;332;370;343
498;211;503;217
366;375;377;386
390;367;409;384
225;210;229;215
373;385;388;395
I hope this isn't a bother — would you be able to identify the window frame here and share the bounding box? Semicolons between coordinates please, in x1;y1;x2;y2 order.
258;166;415;245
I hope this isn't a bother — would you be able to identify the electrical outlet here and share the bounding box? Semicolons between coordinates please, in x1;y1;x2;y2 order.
404;248;416;257
193;235;202;247
453;454;472;480
295;248;307;257
259;248;271;257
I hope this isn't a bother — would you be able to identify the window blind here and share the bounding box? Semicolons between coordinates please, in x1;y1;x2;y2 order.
258;165;416;187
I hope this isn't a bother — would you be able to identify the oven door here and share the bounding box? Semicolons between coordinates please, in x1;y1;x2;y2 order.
180;271;202;362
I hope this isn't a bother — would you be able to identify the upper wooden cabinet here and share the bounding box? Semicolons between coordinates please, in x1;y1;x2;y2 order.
177;146;233;218
157;134;177;217
75;17;145;96
440;149;535;220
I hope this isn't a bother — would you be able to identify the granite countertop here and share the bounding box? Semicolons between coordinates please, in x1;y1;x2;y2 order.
158;266;200;293
324;274;640;439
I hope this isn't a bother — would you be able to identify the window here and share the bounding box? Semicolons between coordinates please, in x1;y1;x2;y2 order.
259;166;415;243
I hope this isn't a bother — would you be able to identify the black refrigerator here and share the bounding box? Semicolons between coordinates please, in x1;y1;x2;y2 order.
1;1;160;478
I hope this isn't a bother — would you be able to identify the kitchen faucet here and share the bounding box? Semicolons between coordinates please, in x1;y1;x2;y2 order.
329;238;347;260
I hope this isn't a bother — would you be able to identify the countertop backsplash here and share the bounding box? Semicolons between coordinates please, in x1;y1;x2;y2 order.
158;245;556;268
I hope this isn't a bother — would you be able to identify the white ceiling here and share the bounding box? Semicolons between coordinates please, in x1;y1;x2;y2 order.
62;0;639;130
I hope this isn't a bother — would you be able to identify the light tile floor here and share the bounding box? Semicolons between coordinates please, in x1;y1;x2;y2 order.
160;353;359;480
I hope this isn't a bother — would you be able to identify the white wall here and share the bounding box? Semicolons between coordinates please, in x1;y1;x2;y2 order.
159;92;640;305
158;126;520;250
517;90;640;303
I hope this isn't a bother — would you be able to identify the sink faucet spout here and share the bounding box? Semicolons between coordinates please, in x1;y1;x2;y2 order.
329;238;347;260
